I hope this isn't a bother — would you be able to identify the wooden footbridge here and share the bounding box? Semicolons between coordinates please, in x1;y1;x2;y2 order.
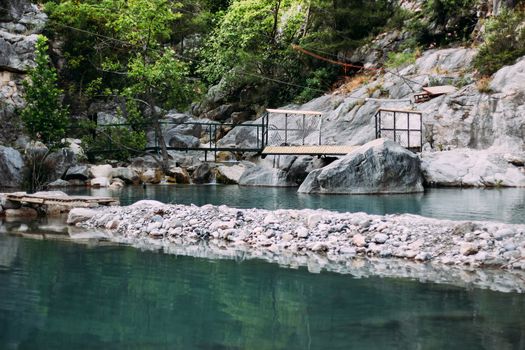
88;108;423;160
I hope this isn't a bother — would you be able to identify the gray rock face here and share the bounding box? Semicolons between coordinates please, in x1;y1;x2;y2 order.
0;31;39;72
298;139;424;194
0;1;46;144
0;145;24;187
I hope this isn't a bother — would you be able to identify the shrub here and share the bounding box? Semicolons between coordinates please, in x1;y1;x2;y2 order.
385;50;417;68
473;9;525;76
476;77;492;93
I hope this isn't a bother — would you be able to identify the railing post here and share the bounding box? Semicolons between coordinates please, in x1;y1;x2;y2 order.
407;112;410;149
284;113;288;145
302;114;306;145
375;110;379;139
266;113;269;146
318;114;323;145
393;111;397;144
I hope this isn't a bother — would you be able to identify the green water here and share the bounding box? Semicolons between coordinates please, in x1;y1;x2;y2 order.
67;185;525;224
1;234;524;350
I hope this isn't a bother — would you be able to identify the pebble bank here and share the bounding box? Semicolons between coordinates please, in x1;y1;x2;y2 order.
69;201;525;292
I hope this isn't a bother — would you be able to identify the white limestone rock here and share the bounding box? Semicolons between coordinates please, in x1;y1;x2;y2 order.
421;149;525;187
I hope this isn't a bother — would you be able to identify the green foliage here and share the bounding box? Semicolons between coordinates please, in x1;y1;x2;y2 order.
385;50;417;69
295;68;335;103
21;35;69;149
473;9;525;76
80;121;147;162
402;0;477;47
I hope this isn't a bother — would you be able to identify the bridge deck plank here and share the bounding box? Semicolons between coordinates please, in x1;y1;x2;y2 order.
262;145;359;156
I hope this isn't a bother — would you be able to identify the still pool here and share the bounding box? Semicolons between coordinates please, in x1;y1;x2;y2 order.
1;234;524;349
66;185;525;224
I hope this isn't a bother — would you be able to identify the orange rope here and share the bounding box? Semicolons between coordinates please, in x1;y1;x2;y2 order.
292;44;383;72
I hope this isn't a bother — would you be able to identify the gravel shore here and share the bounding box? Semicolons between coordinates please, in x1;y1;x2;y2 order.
69;200;525;292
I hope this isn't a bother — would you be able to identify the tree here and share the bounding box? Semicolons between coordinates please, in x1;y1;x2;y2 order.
20;35;69;191
21;35;69;149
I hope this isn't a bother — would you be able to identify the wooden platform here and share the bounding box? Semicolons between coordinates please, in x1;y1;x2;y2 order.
262;145;359;156
5;192;119;208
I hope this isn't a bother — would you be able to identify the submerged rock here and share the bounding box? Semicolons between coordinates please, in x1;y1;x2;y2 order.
299;139;424;194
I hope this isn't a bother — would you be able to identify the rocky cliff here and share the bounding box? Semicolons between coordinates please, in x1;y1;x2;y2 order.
0;0;46;144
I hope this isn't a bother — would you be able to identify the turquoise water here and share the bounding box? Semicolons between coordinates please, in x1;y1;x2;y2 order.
1;234;524;349
67;185;525;224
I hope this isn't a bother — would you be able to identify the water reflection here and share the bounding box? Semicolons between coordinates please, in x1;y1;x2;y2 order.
66;185;525;224
0;237;524;349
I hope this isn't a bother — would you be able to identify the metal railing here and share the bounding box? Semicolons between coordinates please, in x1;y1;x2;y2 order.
83;114;270;161
375;108;423;152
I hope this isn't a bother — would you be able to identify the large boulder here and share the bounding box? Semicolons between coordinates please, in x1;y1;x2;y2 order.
192;163;215;184
298;139;424;194
90;177;110;188
0;145;24;188
421;149;525;187
216;164;246;184
64;165;90;181
111;167;139;184
90;164;113;179
166;167;191;184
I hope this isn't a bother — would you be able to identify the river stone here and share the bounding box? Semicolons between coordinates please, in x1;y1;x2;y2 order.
0;145;24;187
352;234;366;247
129;200;165;208
298;139;424;194
374;233;389;244
67;208;98;224
494;228;515;240
460;243;479;256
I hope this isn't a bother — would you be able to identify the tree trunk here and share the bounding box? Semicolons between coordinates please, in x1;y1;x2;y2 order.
148;96;171;173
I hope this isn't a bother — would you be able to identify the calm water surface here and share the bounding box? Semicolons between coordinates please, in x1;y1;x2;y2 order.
67;185;525;224
1;234;524;350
